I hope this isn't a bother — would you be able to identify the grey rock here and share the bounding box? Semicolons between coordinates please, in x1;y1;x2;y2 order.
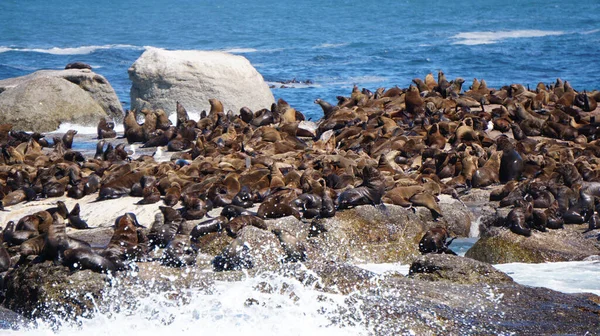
0;77;107;132
408;253;514;284
129;47;274;116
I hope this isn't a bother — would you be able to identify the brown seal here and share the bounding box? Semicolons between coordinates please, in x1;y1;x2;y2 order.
225;215;268;237
190;216;228;242
506;200;533;237
418;226;456;255
97;118;117;139
471;151;502;188
272;228;307;262
337;166;385;209
123;110;145;143
65;62;92;70
102;213;145;268
62;130;77;149
63;248;116;273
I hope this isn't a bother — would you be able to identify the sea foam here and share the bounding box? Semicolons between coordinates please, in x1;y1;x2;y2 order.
451;30;565;45
0;44;143;55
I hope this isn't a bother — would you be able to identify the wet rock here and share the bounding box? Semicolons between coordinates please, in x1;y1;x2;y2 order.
307;205;427;264
3;262;110;321
354;274;600;335
465;226;600;263
408;253;513;284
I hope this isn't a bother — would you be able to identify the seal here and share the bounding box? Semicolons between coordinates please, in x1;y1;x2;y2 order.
63;248;116;273
65;62;92;70
257;202;301;220
272;228;307;262
225;215;268;238
97;117;117;139
418;226;456;255
220;204;257;219
62;130;77;149
123;110;145;144
190;216;228;242
471;151;502;188
148;208;183;248
67;203;89;229
506;200;533;237
212;237;253;271
102;213;145;269
337;166;385;209
496;135;524;183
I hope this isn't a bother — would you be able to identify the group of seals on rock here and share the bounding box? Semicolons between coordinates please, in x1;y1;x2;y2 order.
0;72;599;275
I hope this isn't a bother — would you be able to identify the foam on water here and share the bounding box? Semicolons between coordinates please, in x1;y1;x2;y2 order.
313;43;350;49
451;30;565;45
221;48;259;53
0;44;144;55
7;272;367;336
495;260;600;296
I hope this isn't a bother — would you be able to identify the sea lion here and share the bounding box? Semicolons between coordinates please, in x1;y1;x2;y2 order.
148;209;183;248
471;151;502;188
3;221;37;246
62;130;77;149
409;191;443;220
97;118;117;139
497;135;524;183
67;203;89;229
225;215;268;237
232;186;254;208
212;238;253;271
123;110;145;144
0;234;11;271
291;193;323;219
418;226;456;255
190;216;228;242
65;62;92;70
176;101;190;128
337;166;385;209
220;205;257;219
506;201;533;237
102;213;144;267
257;202;301;220
272;228;307;262
63;248;116;273
161;233;197;267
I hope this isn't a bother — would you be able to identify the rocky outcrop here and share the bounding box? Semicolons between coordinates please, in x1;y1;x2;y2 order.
306;205;427;264
408;253;513;284
0;77;107;132
128;47;275;116
0;68;123;131
3;262;110;321
465;226;600;263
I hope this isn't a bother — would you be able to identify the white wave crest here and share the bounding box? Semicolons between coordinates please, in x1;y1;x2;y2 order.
221;47;259;53
313;43;349;49
451;30;565;45
0;44;144;55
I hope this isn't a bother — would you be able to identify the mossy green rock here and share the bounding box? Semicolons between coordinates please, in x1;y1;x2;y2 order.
307;204;427;264
466;226;600;263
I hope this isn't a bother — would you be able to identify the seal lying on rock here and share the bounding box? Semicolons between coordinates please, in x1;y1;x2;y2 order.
418;226;456;255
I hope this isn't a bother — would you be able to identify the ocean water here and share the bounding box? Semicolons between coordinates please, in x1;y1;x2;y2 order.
1;0;599;120
1;1;600;333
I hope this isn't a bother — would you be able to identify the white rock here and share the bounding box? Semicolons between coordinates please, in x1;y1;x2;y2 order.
129;47;275;116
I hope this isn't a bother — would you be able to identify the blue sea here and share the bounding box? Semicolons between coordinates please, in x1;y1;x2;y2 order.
1;1;600;334
1;0;599;121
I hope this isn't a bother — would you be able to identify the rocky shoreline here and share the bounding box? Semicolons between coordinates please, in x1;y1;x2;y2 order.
0;55;598;333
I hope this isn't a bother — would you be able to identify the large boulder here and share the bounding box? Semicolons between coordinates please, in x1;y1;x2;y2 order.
128;47;275;116
0;76;108;132
3;262;110;321
465;226;600;263
408;253;513;284
307;205;428;264
0;68;124;130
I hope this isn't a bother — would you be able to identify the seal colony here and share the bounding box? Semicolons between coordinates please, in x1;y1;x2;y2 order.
0;71;599;274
